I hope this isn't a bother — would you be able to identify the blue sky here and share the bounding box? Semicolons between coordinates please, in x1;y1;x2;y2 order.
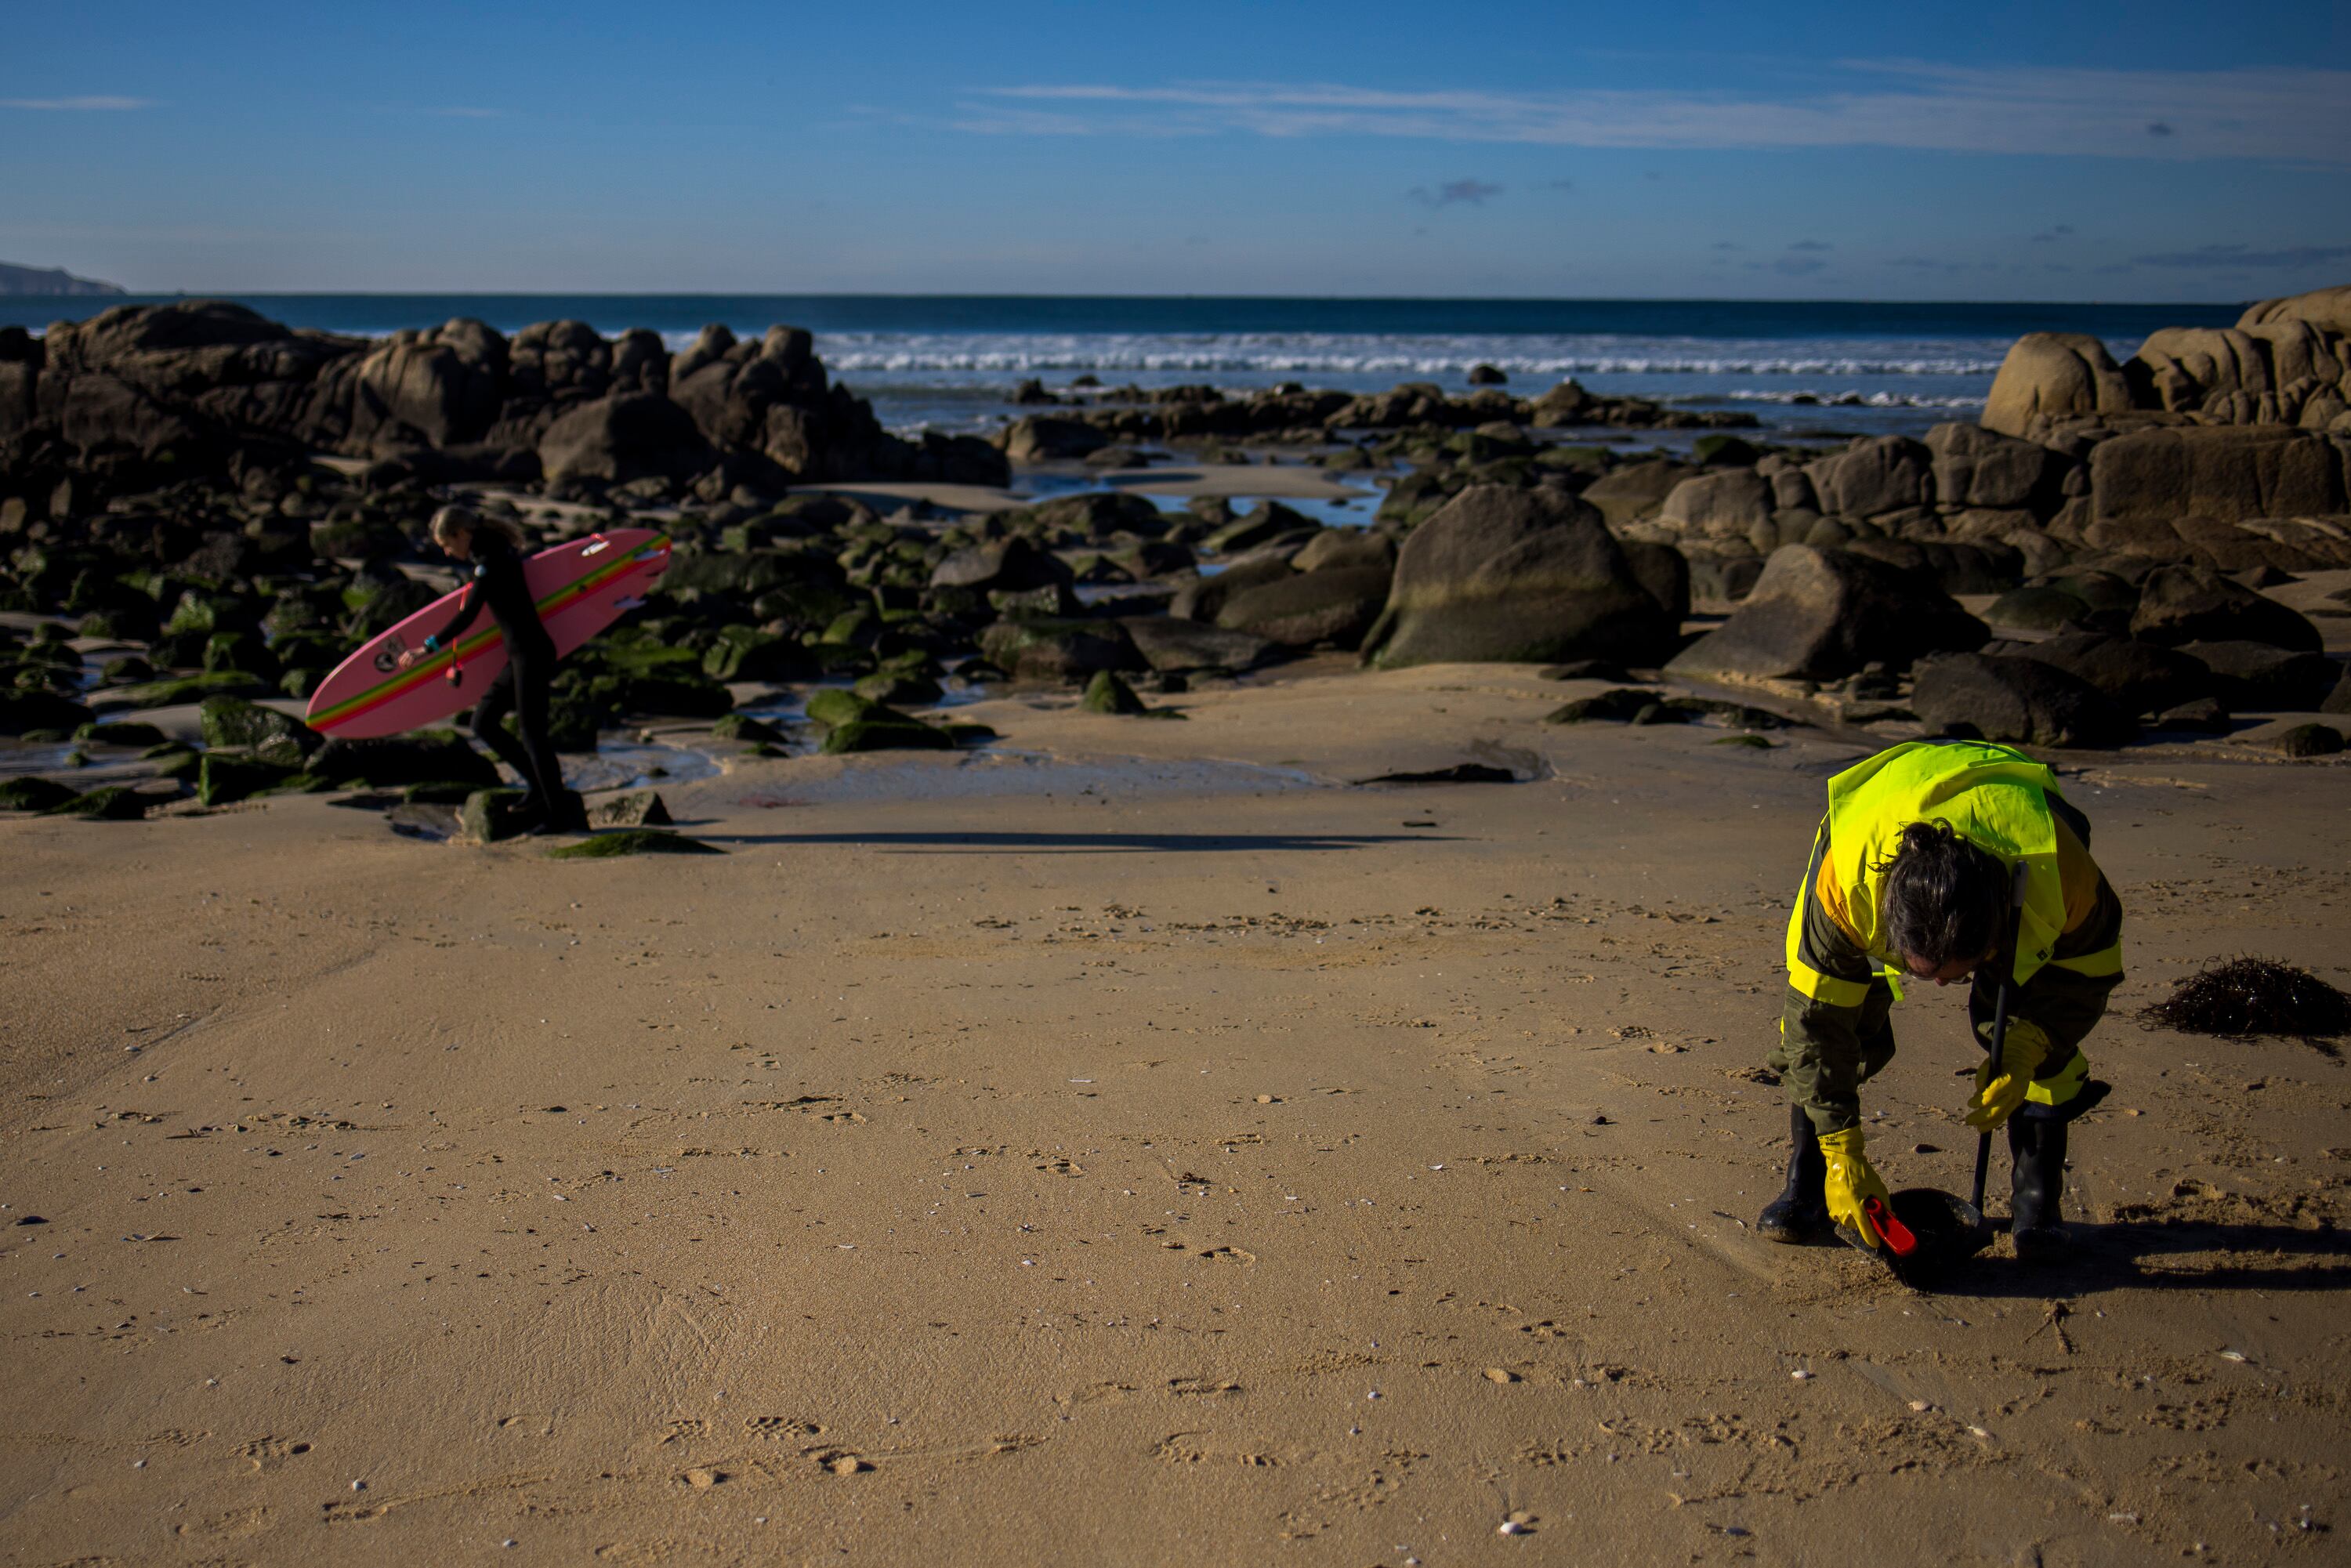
4;0;2347;299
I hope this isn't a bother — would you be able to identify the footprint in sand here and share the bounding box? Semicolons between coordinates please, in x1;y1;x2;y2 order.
744;1416;824;1439
238;1436;311;1472
1058;1382;1137;1407
656;1418;709;1446
1168;1376;1242;1398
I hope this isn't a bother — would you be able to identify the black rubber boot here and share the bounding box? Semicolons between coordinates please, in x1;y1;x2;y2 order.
2009;1116;2070;1265
1758;1103;1830;1244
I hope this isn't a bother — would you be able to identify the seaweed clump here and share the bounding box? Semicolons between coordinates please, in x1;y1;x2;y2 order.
2143;958;2350;1040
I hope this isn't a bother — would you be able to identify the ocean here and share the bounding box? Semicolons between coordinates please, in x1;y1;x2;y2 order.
3;295;2239;444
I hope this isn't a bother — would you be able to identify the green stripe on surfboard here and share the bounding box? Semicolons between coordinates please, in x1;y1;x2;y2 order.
310;534;667;732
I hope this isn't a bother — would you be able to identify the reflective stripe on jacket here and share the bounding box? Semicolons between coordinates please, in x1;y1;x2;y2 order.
1771;740;2124;1135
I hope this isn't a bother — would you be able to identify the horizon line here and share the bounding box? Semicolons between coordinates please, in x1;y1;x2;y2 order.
11;289;2255;309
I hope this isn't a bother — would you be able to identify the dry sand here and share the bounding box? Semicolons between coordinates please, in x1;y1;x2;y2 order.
3;665;2347;1566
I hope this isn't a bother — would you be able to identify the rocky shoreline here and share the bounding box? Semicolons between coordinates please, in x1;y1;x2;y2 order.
4;288;2347;824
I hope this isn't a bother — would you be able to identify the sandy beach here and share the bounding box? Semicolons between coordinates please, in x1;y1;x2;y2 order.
5;664;2346;1565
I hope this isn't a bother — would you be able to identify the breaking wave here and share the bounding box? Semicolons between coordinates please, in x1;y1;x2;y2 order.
654;328;2012;380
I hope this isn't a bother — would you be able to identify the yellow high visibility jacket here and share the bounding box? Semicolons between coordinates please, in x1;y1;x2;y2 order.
1771;741;2124;1133
1789;740;2083;1004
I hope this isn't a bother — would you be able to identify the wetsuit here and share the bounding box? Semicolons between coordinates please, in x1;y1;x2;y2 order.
421;536;566;817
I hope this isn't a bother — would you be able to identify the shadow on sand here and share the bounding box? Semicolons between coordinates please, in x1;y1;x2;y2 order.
1937;1219;2351;1298
696;829;1454;855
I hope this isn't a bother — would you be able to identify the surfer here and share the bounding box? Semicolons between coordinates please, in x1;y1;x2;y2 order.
399;504;585;834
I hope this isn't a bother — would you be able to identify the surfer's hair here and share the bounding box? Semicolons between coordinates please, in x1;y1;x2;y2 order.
429;503;523;553
1878;820;2008;969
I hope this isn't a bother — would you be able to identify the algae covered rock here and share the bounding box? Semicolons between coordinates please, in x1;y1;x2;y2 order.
90;672;268;712
822;716;955;754
1081;670;1149;715
0;777;82;812
980;617;1145;683
711;712;786;744
312;730;501;788
806;690;956;753
584;790;672;828
459;788;535;843
42;784;157;820
197;752;297;806
198;695;321;766
1;690;96;736
74;720;168;748
543;828;723;859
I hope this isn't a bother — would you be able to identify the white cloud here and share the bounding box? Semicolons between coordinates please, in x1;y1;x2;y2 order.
965;63;2351;163
1;96;155;111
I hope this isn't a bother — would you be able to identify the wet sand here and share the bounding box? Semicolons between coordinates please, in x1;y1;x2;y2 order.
3;665;2346;1565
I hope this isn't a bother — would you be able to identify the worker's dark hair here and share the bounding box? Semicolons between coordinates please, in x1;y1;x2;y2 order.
1878;820;2008;969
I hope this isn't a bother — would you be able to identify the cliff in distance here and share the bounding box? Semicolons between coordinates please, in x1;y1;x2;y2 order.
0;262;127;297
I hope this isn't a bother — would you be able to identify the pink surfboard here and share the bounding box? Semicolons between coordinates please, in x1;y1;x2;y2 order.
305;529;671;739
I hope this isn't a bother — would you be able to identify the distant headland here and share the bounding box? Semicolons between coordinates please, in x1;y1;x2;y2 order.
0;262;127;298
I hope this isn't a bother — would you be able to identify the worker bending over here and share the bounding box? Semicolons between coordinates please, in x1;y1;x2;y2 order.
1761;740;2121;1263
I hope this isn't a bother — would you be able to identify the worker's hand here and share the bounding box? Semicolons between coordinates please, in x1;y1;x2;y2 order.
1965;1018;2051;1132
1818;1127;1890;1248
395;648;418;670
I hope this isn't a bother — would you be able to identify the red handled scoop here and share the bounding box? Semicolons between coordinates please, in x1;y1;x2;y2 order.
1862;1195;1919;1257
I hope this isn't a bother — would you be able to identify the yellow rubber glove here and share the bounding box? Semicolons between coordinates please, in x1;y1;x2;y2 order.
1818;1127;1890;1248
1965;1017;2051;1132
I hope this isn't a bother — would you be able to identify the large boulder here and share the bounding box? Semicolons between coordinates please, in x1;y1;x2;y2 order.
1619;538;1691;623
1290;529;1396;574
1926;422;2067;512
1118;615;1276;674
2179;640;2343;712
1981;333;2134;437
1359;486;1679;669
507;320;612;404
1804;436;1933;520
995;416;1111;462
537;393;715;486
1578;459;1692;530
667;324;829;473
1215;564;1392;650
2012;632;2212;717
1913;653;2135;749
2129;565;2323;651
1657;469;1773;539
1169;550;1298;623
2128;328;2271;414
929;535;1074;596
28;300;359;473
1665;545;1988;683
2238;285;2351;338
338;319;507;450
1017;490;1169;541
979;617;1144;683
2088;425;2349;552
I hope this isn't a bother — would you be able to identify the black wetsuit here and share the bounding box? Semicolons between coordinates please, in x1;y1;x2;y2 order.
423;537;565;816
